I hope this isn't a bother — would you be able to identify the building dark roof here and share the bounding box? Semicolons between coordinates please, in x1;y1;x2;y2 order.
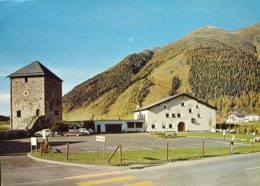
230;113;245;117
7;61;63;81
134;93;217;112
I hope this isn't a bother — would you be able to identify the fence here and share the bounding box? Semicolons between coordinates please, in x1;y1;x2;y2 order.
31;136;260;166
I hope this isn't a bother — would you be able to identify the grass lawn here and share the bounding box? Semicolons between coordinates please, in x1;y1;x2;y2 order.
0;122;10;130
30;140;260;166
154;131;259;142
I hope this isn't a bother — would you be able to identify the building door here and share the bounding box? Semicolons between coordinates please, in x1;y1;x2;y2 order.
178;122;185;132
97;125;101;133
36;109;40;116
105;124;122;133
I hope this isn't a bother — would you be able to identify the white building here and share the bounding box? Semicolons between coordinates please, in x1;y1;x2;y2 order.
227;113;260;123
94;93;217;133
94;120;145;133
226;113;245;123
133;93;217;132
245;115;260;122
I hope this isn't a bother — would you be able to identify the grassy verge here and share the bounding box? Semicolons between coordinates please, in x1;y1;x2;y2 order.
169;132;259;141
30;143;260;166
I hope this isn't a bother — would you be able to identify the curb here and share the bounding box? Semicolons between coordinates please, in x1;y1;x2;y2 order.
27;153;129;171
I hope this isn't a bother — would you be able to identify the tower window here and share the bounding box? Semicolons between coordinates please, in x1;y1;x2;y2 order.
25;77;28;82
17;110;21;117
54;110;59;116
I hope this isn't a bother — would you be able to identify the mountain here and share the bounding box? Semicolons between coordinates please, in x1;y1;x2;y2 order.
62;23;260;122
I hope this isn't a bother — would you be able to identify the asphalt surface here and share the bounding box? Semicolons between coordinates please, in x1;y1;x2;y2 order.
27;133;239;153
1;133;258;186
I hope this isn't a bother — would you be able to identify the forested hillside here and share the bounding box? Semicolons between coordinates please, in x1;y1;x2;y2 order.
63;23;260;122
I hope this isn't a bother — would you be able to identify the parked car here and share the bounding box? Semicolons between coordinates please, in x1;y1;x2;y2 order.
250;137;260;142
88;128;94;134
34;129;54;137
62;128;90;136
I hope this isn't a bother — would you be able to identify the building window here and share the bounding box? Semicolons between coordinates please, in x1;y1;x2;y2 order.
162;123;166;128
127;123;134;128
25;77;28;83
17;110;21;117
172;113;176;118
181;102;186;107
163;104;168;109
151;124;156;129
166;113;169;118
196;104;200;109
177;113;182;118
191;118;196;123
138;113;145;119
136;122;143;128
54;110;59;116
198;113;202;118
189;108;193;113
24;91;28;96
169;123;173;128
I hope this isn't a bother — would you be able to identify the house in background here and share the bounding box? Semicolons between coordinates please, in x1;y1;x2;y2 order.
227;113;260;123
8;61;63;130
134;93;217;132
245;115;260;122
226;113;245;123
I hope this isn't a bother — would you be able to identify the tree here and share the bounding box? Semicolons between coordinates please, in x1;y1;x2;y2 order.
169;76;182;96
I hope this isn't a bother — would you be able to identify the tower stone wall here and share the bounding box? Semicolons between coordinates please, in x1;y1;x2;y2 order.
44;76;62;126
11;77;45;129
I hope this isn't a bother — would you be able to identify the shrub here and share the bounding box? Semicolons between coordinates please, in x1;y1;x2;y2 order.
0;129;33;140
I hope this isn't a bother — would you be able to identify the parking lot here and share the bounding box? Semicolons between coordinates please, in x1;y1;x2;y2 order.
41;133;235;153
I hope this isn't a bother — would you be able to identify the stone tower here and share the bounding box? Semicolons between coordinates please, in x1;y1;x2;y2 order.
8;61;63;130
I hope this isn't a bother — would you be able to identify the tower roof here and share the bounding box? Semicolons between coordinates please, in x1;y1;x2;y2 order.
7;61;63;81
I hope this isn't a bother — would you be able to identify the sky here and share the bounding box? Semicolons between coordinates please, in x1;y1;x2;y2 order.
0;0;260;116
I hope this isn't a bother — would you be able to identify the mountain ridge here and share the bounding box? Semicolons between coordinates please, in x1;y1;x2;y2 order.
63;23;260;122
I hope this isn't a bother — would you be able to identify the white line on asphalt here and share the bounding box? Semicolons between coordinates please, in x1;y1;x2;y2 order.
246;166;260;171
81;148;95;152
106;146;117;149
149;145;166;149
173;145;198;148
129;146;152;150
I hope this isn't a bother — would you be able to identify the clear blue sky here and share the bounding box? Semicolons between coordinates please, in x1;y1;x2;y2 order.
0;0;259;116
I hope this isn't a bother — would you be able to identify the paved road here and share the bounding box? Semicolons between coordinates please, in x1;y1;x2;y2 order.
2;152;260;185
1;133;258;185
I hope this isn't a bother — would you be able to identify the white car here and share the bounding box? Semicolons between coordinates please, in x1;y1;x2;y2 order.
250;137;260;142
79;128;91;135
34;129;54;137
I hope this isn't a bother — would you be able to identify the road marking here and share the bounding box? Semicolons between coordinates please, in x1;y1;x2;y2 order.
122;181;155;186
106;146;118;149
65;171;120;180
76;175;137;186
129;146;152;150
173;145;198;148
81;148;95;152
149;145;166;149
246;166;260;171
